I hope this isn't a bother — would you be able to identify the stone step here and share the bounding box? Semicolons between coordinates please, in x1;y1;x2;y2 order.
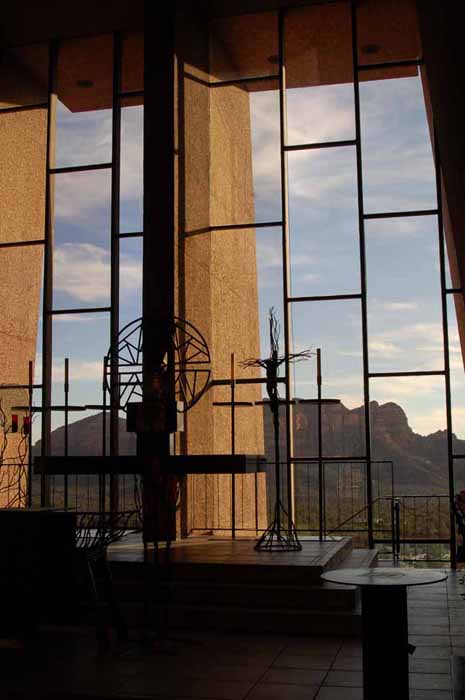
337;547;379;570
120;601;362;637
112;578;359;611
108;542;378;638
110;537;354;586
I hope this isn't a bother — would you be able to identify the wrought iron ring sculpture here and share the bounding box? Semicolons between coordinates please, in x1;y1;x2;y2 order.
104;316;212;412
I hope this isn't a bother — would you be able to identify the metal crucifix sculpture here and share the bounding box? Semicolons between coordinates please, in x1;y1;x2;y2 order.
242;308;313;552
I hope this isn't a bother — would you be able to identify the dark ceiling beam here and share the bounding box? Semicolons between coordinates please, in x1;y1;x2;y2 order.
0;0;143;48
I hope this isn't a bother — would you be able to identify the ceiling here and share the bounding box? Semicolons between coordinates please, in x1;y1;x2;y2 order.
0;0;421;112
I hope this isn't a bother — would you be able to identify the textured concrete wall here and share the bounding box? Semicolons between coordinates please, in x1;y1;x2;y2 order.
177;13;266;535
0;108;46;506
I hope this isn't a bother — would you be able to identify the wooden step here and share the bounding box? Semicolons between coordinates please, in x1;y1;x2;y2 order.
110;537;354;587
338;547;379;570
112;578;359;611
120;601;362;637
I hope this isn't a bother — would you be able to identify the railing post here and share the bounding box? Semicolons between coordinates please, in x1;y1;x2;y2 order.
394;498;401;561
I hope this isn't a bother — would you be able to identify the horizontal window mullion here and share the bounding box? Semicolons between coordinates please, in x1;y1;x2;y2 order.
50;162;112;175
0;239;45;249
50;307;111;315
364;209;438;220
288;293;362;303
285;139;356;152
369;370;445;378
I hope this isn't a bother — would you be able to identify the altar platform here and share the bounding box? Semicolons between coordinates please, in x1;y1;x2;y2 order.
107;536;378;636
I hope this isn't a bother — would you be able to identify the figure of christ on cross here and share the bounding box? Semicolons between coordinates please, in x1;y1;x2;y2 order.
242;308;313;552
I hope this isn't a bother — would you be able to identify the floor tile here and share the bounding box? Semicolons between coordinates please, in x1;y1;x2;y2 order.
336;641;362;658
323;671;362;688
283;639;341;656
261;668;327;686
409;672;452;690
121;676;254;699
273;654;335;670
409;658;451;674
414;646;452;659
409;625;450;635
316;689;362;700
410;635;451;647
331;656;363;671
247;682;319;700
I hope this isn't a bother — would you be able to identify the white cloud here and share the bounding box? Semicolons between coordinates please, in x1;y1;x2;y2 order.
369;340;402;357
54;243;141;303
256;239;281;269
54;104;142;224
56;102;112;167
52;360;102;382
382;301;419;312
407;408;448;436
371;375;444;399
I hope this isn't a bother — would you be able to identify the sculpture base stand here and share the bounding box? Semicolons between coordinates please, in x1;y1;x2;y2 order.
255;501;302;552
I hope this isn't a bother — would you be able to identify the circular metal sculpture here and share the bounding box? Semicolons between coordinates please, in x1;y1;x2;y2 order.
104;316;211;412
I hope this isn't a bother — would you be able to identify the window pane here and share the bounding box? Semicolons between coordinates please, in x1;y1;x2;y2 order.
209;12;278;83
55;35;113;168
360;75;437;214
445;222;458;291
448;294;465;442
0;108;47;243
288;147;359;297
366;216;443;373
287;85;355;146
290;299;365;458
119;237;142;330
0;44;49;110
250;87;281;223
256;228;284;360
454;459;465;497
52;313;109;408
120;101;143;233
370;376;447;492
285;3;354;144
53;170;111;309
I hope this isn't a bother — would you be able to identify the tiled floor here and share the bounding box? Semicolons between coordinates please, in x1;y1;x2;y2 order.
3;568;464;699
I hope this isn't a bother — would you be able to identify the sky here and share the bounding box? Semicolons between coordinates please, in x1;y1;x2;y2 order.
31;72;465;442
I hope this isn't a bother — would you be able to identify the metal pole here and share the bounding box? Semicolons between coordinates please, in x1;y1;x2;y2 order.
231;353;236;539
278;8;295;532
101;358;107;515
317;349;324;540
142;0;176;550
41;39;58;507
395;499;401;559
110;32;122;516
64;357;69;508
27;361;33;508
350;0;374;548
434;128;457;568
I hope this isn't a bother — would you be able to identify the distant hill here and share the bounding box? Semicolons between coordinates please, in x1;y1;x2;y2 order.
33;401;464;496
33;412;136;457
264;400;464;494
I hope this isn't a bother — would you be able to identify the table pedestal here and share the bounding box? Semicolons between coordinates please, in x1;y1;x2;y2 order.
361;585;409;699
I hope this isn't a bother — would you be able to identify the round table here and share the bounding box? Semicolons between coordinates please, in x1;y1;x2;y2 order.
321;567;447;700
